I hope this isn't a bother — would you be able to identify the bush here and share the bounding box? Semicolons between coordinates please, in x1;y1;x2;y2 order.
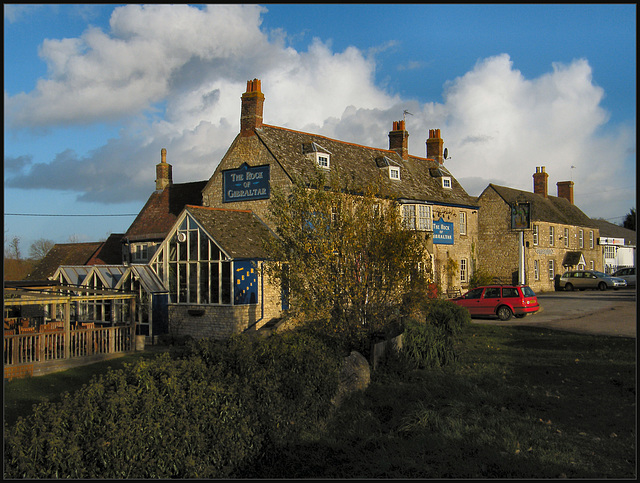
4;331;341;479
400;299;470;369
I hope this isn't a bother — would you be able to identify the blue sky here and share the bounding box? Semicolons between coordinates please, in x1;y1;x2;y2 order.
4;4;636;254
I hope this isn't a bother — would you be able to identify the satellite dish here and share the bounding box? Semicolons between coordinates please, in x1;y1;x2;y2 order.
443;148;448;160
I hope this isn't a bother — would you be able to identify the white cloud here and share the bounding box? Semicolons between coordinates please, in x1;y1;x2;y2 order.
4;6;635;222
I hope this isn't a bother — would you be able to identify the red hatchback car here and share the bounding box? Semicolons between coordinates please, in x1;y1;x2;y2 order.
452;285;540;321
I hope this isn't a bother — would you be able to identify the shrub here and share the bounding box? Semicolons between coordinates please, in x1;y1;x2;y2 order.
400;300;470;369
4;331;341;479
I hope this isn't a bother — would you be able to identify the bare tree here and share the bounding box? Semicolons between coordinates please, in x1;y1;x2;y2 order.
5;236;22;260
29;238;55;262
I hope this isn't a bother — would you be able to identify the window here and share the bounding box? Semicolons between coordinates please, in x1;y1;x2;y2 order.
459;211;467;235
484;287;501;298
502;287;519;298
389;166;400;180
590;260;594;270
460;258;467;283
548;259;555;280
132;243;149;262
564;228;569;247
533;225;539;245
604;246;616;259
316;153;330;169
402;204;432;231
589;231;594;249
549;226;555;246
534;260;539;280
442;176;452;189
417;205;432;231
579;229;584;248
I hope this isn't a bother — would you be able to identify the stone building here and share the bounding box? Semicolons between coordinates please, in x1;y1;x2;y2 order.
202;79;479;297
476;166;600;293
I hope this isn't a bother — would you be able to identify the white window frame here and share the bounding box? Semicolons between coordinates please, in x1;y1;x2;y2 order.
533;225;539;246
564;228;569;248
460;258;468;283
402;204;416;230
579;229;584;248
442;176;452;189
534;260;539;280
132;243;149;262
589;231;594;249
417;205;432;231
459;211;467;235
389;166;400;180
548;259;555;280
549;226;555;246
590;260;594;270
316;153;330;169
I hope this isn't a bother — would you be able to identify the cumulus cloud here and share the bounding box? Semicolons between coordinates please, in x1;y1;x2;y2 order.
4;5;635;221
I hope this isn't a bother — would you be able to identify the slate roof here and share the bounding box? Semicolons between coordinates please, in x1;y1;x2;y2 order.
26;242;103;280
480;184;598;228
184;205;277;259
590;218;636;245
125;181;207;241
86;233;124;265
254;125;478;208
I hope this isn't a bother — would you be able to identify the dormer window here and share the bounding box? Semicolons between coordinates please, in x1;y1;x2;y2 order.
389;166;400;180
316;153;330;169
442;176;452;189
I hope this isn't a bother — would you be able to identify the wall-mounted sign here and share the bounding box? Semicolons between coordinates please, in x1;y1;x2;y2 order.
234;260;258;305
223;163;270;203
433;217;454;245
511;202;531;230
598;237;625;246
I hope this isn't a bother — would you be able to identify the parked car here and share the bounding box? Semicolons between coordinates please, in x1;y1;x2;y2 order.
612;267;636;288
452;285;540;321
558;270;627;291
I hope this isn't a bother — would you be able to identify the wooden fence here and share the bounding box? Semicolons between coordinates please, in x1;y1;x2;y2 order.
4;326;134;367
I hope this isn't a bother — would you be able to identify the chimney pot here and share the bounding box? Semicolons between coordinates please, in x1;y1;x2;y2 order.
533;166;548;198
426;128;444;164
240;78;265;136
389;120;409;160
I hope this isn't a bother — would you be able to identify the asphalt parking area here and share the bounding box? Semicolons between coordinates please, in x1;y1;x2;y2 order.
469;288;636;338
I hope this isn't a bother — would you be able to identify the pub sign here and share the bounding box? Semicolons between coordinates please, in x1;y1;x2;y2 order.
511;202;531;230
223;163;270;203
433;217;454;245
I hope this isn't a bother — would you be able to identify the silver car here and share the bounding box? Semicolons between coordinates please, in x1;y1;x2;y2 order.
559;270;627;291
612;267;636;288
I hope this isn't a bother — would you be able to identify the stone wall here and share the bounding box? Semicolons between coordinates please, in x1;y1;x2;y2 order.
167;261;283;340
477;188;601;293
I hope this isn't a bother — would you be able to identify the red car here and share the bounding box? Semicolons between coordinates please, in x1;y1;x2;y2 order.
452;285;540;321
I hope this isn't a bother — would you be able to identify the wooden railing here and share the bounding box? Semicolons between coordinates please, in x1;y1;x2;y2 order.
4;326;134;366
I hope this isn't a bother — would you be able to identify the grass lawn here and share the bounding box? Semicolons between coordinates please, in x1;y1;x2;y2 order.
245;324;636;479
4;325;636;478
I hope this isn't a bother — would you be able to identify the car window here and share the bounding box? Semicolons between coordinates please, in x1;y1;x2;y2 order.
522;286;536;297
502;287;519;298
572;272;582;278
484;287;501;298
465;288;484;299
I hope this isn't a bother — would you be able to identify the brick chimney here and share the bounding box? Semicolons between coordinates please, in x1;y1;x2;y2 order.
388;120;409;160
240;78;264;136
533;166;548;198
426;129;444;164
557;181;574;204
155;148;173;191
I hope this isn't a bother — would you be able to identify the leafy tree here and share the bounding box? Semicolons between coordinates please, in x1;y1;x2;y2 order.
622;207;636;231
263;170;430;347
29;238;55;261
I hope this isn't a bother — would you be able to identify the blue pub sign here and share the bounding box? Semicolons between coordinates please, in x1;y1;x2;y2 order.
223;163;270;203
433;217;454;245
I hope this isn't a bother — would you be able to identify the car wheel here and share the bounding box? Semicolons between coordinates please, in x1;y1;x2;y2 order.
497;306;512;321
564;283;574;291
598;282;607;291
